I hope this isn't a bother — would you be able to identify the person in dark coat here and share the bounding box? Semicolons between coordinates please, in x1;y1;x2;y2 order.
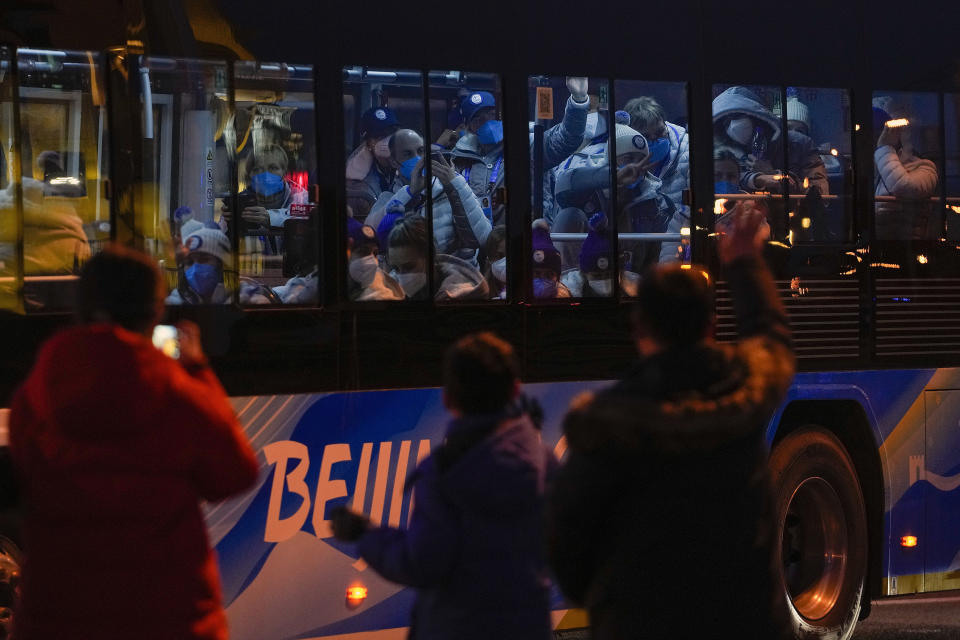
332;332;556;640
548;201;795;639
9;245;259;640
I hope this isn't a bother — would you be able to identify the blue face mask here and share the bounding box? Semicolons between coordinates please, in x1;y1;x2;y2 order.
399;156;421;181
251;172;285;197
477;120;504;145
533;277;558;299
647;137;670;167
185;262;220;299
714;180;741;195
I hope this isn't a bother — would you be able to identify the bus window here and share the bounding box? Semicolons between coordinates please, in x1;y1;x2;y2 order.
433;71;500;302
529;75;610;299
872;91;942;263
232;61;317;305
14;49;109;311
137;57;235;306
343;66;424;302
614;80;690;297
943;94;960;242
782;87;854;245
0;48;17;311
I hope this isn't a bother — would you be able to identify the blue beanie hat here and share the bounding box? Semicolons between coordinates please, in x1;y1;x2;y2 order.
360;106;399;139
579;213;613;273
531;218;561;276
347;216;379;253
461;91;496;124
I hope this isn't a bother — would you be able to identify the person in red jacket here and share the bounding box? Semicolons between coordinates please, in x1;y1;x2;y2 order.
9;245;259;640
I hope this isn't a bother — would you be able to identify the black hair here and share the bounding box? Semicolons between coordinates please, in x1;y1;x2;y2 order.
78;244;161;333
633;264;715;347
443;331;520;414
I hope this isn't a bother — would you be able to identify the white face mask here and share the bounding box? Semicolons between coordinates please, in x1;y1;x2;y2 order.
349;254;379;288
726;117;754;146
491;257;507;282
587;276;613;296
391;270;427;297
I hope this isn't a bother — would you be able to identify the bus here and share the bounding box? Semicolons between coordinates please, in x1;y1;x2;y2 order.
2;1;960;638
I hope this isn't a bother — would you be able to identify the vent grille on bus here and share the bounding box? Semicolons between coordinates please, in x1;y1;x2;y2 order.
875;279;960;357
716;279;860;361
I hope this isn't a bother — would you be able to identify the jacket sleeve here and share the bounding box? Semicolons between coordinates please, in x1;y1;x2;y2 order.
451;174;491;245
541;96;590;170
172;365;259;502
728;257;796;406
875;146;939;199
555;164;610;208
357;457;459;588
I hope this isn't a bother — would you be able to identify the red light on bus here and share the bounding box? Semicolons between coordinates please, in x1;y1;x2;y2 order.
901;536;918;548
346;585;368;608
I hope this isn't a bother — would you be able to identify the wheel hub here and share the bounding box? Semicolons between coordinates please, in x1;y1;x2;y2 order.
782;476;849;621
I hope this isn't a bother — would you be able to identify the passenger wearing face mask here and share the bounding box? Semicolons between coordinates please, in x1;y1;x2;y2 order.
346;217;403;301
166;227;232;305
873;106;939;241
561;213;641;298
531;219;571;299
712;86;828;197
452;91;507;226
623;97;690;263
483;225;508;299
222;144;306;236
369;132;491;267
387;215;488;302
552;119;675;272
345;106;402;221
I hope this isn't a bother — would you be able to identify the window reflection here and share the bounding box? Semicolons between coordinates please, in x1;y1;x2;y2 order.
11;49;109;311
529;75;610;299
136;57;235;306
872;91;941;244
230;61;318;305
615;80;690;296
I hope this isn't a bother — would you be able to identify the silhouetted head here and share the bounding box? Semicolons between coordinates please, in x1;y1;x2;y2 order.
443;331;520;415
632;264;715;354
78;244;164;335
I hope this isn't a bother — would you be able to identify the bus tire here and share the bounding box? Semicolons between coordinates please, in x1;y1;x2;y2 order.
769;427;867;640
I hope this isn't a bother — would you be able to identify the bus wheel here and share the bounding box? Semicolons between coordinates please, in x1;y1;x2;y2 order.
770;427;867;640
0;535;21;640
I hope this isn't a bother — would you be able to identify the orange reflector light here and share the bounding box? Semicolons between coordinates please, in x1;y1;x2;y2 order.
346;585;368;608
901;536;918;548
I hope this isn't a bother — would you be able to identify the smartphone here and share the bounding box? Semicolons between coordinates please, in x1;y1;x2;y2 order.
152;324;180;359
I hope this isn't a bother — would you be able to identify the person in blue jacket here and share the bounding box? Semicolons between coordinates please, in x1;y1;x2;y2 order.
331;332;556;640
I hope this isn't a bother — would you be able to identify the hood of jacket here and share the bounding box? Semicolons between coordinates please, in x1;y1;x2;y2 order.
453;133;503;163
19;324;178;442
434;253;489;300
563;340;793;455
440;412;550;517
712;86;782;144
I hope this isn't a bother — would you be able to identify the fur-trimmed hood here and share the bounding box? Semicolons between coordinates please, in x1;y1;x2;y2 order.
563;337;794;455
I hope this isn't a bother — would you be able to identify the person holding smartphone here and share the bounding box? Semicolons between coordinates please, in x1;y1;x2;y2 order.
9;244;258;640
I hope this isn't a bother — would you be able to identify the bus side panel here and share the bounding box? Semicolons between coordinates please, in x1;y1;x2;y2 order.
207;381;604;639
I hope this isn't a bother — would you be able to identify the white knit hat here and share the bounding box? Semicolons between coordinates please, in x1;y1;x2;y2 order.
183;227;232;266
786;96;810;128
614;124;650;161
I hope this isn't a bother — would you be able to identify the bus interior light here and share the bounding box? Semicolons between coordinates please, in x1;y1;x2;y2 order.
901;536;918;548
886;118;909;128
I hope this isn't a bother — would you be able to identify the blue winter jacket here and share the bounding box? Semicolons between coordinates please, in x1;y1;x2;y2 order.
357;409;556;640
